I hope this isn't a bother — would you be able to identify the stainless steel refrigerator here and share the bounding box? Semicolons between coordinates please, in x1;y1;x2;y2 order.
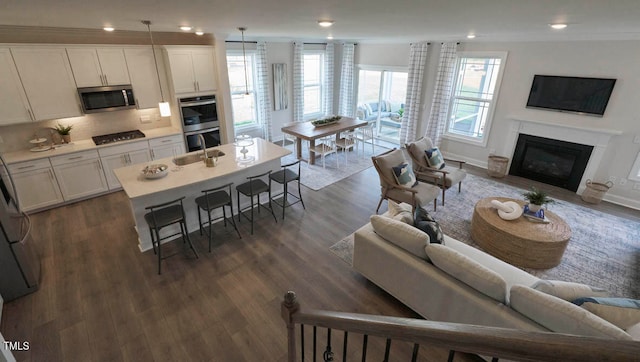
0;154;40;302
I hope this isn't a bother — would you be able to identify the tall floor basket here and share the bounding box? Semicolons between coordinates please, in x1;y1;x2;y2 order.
581;179;613;204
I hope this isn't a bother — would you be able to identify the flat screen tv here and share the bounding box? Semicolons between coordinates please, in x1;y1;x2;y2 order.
526;75;616;117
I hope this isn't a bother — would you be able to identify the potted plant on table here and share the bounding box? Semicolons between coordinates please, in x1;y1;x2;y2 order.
55;123;73;144
522;186;555;212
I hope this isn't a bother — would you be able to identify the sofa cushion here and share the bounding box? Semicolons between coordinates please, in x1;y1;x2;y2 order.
627;322;640;340
387;201;414;224
510;285;632;340
425;243;507;303
392;162;418;187
370;215;429;259
532;280;609;301
573;297;640;330
413;206;444;244
425;147;445;170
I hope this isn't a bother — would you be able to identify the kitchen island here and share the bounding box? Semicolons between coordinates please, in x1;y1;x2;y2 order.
114;138;291;252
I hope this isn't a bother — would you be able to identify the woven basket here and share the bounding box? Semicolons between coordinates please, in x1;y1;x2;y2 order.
581;179;613;204
487;155;509;178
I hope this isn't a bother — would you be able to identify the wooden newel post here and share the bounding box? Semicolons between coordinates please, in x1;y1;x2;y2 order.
281;291;300;362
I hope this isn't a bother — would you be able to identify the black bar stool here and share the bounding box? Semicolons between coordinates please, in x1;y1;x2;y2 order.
269;160;306;219
236;170;277;234
144;197;198;275
195;183;242;252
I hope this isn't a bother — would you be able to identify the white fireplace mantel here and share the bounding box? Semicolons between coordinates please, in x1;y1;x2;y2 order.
505;117;622;194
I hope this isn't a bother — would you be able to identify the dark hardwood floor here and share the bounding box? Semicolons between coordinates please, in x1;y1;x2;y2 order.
1;158;637;361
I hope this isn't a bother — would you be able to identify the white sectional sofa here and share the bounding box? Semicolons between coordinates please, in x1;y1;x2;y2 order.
352;204;640;341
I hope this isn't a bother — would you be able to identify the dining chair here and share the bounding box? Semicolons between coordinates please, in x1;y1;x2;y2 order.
371;148;440;213
308;136;338;169
335;131;357;165
354;122;375;157
406;137;467;206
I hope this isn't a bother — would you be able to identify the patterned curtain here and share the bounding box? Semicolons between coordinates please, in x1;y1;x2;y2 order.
323;43;335;116
425;42;458;146
338;43;355;117
255;42;272;140
292;42;304;122
399;41;429;145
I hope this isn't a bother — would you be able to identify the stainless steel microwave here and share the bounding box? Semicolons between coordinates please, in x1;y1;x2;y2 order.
77;85;136;114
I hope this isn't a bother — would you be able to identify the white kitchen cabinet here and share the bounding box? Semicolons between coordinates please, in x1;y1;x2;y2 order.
7;159;63;212
10;47;82;121
149;134;185;160
0;48;33;125
99;141;150;190
50;150;108;201
67;47;131;87
123;47;162;109
165;47;217;95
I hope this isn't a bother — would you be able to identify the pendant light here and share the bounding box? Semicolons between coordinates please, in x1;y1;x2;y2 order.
142;20;171;117
238;27;250;95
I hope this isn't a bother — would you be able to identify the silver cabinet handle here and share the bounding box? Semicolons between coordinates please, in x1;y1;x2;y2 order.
17;165;35;170
162;139;172;143
196;81;200;91
26;108;34;121
67;156;83;161
150;150;155;159
104;74;108;85
194;81;197;91
48;169;54;180
98;159;103;171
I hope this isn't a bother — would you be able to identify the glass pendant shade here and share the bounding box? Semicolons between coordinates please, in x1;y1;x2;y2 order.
159;101;171;117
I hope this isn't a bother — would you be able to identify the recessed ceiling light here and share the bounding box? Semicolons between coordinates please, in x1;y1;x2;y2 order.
549;23;568;30
327;35;334;40
467;34;476;39
195;31;204;36
317;20;334;27
180;26;193;31
103;26;114;32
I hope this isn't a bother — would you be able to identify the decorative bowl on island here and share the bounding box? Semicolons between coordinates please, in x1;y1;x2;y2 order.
142;164;169;179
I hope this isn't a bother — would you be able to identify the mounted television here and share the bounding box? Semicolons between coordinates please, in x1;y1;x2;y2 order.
526;75;616;117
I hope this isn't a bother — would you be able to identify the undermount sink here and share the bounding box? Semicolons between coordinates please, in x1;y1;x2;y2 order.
172;150;225;166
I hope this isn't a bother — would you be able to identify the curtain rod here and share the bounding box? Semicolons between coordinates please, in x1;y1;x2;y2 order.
226;40;258;44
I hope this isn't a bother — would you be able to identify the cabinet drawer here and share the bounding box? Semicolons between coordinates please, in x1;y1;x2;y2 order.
98;140;148;157
8;158;53;173
148;134;183;148
50;150;99;166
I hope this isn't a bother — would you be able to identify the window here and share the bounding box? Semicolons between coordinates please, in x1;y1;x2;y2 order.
303;51;324;119
227;51;258;128
445;52;507;145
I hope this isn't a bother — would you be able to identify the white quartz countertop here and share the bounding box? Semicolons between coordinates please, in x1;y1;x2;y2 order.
2;127;182;164
113;138;292;199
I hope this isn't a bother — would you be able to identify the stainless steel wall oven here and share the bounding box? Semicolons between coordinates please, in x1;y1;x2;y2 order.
179;94;220;152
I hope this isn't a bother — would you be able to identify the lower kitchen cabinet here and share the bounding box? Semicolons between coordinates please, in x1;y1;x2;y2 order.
50;150;108;201
7;159;63;212
99;141;150;189
149;134;185;160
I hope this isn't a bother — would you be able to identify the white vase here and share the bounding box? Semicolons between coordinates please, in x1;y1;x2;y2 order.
528;203;542;212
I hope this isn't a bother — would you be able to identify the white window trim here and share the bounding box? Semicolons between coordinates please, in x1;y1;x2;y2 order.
303;50;325;120
442;51;508;148
227;50;259;130
629;151;640;182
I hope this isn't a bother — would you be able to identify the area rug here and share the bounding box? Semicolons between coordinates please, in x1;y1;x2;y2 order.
330;173;640;299
280;141;388;191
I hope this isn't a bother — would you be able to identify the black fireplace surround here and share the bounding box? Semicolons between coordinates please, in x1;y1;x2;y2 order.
509;134;593;192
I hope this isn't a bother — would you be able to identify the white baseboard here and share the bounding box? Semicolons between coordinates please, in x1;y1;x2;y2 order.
441;151;640;211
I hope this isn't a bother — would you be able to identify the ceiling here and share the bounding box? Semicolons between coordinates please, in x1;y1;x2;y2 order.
2;0;640;43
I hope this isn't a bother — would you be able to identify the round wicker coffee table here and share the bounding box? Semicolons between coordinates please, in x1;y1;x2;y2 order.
470;197;571;269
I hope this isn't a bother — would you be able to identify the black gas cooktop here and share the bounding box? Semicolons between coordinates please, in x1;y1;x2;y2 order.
92;130;146;146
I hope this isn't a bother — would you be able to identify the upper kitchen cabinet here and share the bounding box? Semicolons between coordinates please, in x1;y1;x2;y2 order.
11;47;82;121
67;47;131;88
165;46;217;95
123;47;162;109
0;48;32;125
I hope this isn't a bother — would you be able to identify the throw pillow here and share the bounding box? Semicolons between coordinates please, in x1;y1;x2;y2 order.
370;215;429;260
413;206;444;244
425;243;507;303
573;297;640;330
509;285;632;340
425;147;445;170
392;162;418;187
531;280;609;301
386;200;414;224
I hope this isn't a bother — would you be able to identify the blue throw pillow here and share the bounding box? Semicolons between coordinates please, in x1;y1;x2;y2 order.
369;102;379;112
414;206;444;244
392;162;418;187
425;147;445;170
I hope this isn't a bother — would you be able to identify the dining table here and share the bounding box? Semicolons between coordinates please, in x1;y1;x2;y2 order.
281;117;368;165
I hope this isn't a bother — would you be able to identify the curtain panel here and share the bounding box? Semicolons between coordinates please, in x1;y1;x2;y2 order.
338;43;355;118
255;42;272;140
399;41;429;145
292;42;304;122
425;42;458;146
323;43;335;116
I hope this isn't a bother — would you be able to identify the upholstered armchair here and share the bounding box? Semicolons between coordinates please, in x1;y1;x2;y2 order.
371;148;441;213
406;137;467;206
